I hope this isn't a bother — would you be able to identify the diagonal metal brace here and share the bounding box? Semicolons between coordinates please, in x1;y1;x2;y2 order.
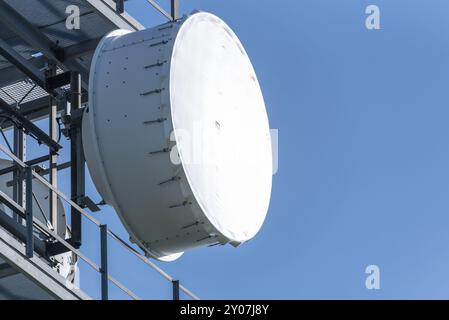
0;99;62;153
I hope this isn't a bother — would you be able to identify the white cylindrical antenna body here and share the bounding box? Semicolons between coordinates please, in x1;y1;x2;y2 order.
83;12;272;261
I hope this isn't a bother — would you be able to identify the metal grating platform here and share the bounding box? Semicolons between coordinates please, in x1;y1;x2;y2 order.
0;0;144;122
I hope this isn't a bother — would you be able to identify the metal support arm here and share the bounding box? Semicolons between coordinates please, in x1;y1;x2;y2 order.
0;99;62;153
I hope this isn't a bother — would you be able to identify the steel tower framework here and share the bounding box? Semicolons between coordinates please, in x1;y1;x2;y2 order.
0;0;197;300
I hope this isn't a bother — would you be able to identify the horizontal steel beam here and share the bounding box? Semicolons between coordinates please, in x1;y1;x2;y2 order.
0;56;46;88
0;0;63;63
63;37;103;61
0;98;61;153
36;161;71;176
0;36;99;88
0;227;89;300
0;262;19;279
0;38;48;91
46;72;72;91
0;155;50;176
0;209;47;257
0;96;57;131
0;0;91;92
6;161;71;188
0;93;87;131
0;0;146;119
85;0;144;31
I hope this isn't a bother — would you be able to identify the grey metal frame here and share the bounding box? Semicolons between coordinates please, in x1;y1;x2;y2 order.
0;0;197;300
0;226;90;300
25;166;33;258
0;143;199;300
100;224;108;300
0;0;178;125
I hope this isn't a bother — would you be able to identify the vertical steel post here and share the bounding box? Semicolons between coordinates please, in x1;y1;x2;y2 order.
171;0;179;20
25;166;33;258
49;65;58;235
172;280;180;300
70;71;84;247
13;126;25;223
100;224;109;300
115;0;124;13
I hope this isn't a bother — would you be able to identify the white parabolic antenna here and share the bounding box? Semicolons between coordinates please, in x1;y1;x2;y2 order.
83;11;272;261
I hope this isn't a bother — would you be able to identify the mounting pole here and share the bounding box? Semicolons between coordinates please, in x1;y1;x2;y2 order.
70;71;84;247
171;0;179;21
172;280;180;300
12;114;25;223
115;0;124;14
48;63;58;235
100;224;109;300
25;166;33;258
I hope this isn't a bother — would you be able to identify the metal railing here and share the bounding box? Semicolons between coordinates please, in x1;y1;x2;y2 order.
0;143;199;300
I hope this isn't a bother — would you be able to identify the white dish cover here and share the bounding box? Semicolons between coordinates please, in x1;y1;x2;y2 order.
83;12;272;261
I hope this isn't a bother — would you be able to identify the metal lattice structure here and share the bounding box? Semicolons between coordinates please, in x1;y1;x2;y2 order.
0;0;198;300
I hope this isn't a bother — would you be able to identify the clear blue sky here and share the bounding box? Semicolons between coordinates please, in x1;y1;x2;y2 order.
19;0;449;299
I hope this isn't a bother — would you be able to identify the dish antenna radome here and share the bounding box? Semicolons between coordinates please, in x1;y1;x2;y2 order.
83;12;272;261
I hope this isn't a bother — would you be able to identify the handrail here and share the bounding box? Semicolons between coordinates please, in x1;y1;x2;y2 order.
107;229;199;300
107;229;172;281
108;274;141;300
0;143;199;300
